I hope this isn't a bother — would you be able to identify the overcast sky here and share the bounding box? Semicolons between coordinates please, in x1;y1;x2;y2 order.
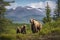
5;0;57;10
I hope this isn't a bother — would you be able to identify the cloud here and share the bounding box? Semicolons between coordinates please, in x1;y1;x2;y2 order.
27;2;45;8
26;1;56;16
45;1;56;9
5;0;56;11
5;3;20;10
27;1;56;10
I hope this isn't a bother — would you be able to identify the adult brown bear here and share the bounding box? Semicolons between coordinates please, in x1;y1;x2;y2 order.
30;19;42;33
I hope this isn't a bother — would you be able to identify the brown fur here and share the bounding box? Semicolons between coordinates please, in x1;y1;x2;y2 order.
30;19;42;33
21;25;26;34
16;27;21;33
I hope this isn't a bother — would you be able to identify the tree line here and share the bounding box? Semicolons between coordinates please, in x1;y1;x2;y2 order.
43;0;60;23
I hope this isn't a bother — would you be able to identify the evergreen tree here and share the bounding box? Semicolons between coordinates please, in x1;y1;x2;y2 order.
53;0;60;20
57;0;60;18
43;2;51;23
0;0;14;33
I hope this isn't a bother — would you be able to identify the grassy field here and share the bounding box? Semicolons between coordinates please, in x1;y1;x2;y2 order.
0;21;60;40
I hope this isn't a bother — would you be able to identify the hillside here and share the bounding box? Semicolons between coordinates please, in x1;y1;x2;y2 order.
5;6;45;23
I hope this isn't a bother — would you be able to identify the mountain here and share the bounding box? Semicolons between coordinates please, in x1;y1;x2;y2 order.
5;6;45;23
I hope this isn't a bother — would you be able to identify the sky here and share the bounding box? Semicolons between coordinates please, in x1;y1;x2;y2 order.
5;0;57;10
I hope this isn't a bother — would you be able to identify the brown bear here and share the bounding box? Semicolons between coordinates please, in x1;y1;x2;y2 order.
16;27;21;33
30;19;42;33
21;25;26;34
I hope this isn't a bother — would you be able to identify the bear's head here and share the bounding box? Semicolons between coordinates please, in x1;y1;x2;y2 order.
30;19;35;24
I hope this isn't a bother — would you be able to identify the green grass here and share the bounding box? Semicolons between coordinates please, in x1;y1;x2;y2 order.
0;21;60;40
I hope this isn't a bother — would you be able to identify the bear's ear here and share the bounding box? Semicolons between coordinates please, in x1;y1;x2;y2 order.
30;19;34;23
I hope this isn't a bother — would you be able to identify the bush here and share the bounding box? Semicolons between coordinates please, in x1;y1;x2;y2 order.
0;34;16;40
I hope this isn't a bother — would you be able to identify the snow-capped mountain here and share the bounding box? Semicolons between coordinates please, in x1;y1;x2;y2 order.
5;6;45;23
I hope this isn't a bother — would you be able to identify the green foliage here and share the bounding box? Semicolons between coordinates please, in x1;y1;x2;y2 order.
0;0;10;16
53;0;60;20
0;34;16;40
43;17;51;23
0;0;14;33
43;2;51;23
57;0;60;16
0;18;12;33
0;21;60;40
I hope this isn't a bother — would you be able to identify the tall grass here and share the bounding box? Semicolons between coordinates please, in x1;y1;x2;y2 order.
0;21;60;40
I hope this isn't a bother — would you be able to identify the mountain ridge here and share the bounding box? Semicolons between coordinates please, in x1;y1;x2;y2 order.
5;6;45;23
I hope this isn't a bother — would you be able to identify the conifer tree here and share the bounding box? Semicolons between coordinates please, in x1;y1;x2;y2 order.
43;2;51;23
53;0;60;20
0;0;14;33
